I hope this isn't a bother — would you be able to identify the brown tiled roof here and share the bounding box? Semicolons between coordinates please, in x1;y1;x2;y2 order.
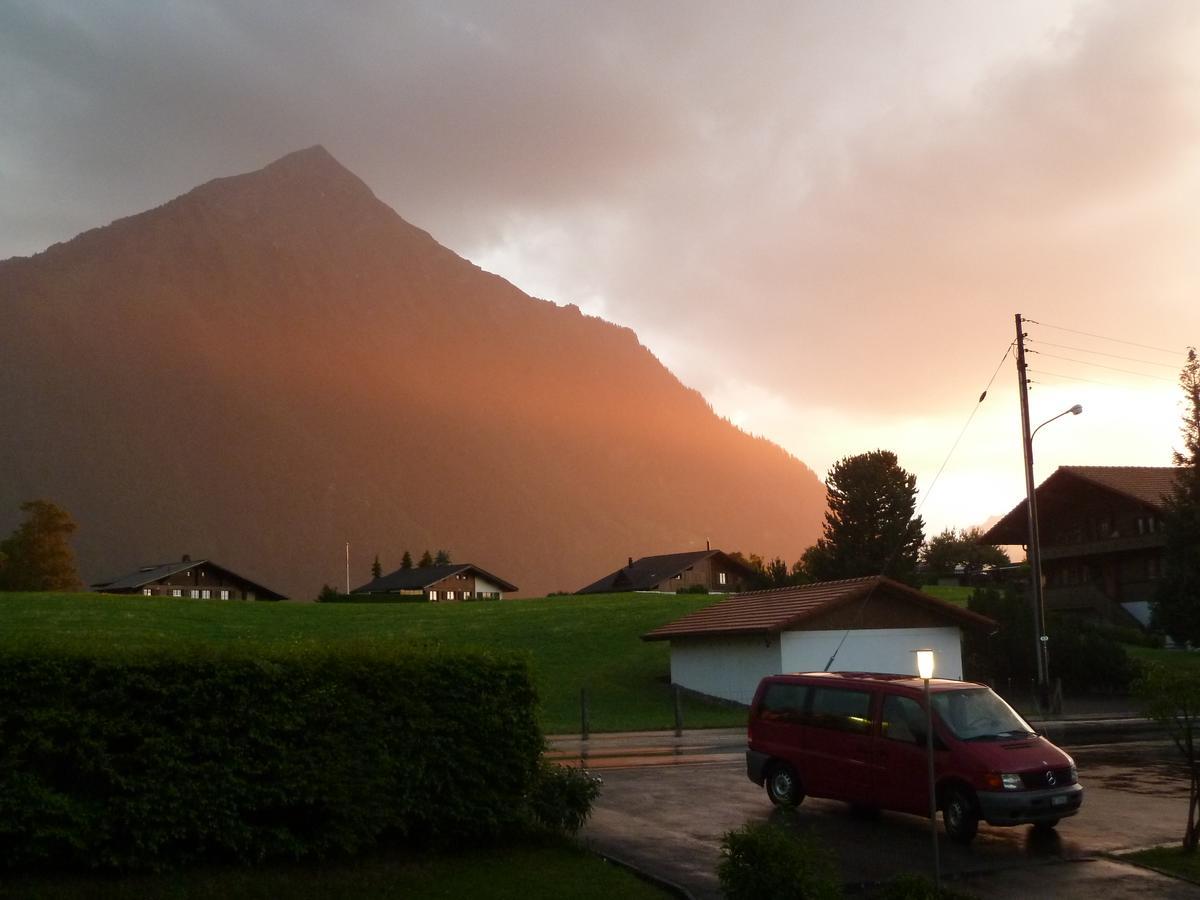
575;549;758;594
641;576;994;641
981;466;1182;544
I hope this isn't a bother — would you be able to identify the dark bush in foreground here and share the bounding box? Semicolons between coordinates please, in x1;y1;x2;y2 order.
527;763;601;835
0;640;542;871
717;820;841;900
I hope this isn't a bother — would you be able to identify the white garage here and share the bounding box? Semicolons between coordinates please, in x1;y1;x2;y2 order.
641;576;996;705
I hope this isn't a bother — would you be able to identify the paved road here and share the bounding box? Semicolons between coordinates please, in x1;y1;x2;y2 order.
572;735;1197;899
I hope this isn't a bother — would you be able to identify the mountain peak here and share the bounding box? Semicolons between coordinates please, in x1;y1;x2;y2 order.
263;144;345;175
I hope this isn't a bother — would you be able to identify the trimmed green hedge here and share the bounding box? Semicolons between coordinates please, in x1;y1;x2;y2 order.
0;639;542;871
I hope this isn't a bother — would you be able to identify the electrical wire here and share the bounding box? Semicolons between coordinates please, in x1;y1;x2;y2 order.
1027;340;1179;370
1031;352;1176;383
1027;369;1123;389
1024;319;1181;356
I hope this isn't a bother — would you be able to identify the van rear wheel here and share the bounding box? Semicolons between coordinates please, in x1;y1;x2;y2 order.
942;786;979;843
765;763;802;807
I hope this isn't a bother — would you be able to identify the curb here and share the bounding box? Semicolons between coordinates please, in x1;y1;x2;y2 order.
587;846;697;900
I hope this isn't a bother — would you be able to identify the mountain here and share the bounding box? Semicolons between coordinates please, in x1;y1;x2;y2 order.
0;147;826;598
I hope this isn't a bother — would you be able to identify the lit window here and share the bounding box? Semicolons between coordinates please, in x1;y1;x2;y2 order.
219;590;230;600
719;572;727;585
446;591;455;600
200;589;211;599
142;588;152;596
171;589;182;597
428;590;437;601
190;589;200;599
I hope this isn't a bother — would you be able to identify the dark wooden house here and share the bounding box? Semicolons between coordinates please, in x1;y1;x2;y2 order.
980;466;1180;626
576;549;759;595
351;564;518;601
93;555;287;600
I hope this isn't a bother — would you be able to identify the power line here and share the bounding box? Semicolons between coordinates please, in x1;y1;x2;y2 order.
1024;319;1181;356
1028;368;1125;389
1027;339;1180;370
1030;351;1176;383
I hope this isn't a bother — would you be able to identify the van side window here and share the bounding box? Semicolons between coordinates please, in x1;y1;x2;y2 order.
881;695;925;744
759;683;809;723
807;687;871;735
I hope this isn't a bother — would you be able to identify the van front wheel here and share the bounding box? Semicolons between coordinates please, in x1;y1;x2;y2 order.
942;787;979;843
766;763;802;807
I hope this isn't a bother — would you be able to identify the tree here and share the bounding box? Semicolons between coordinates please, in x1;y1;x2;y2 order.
371;555;383;579
799;450;925;584
434;549;452;566
1154;347;1200;645
0;499;83;591
1136;665;1200;851
418;549;434;568
921;527;1010;580
400;550;413;570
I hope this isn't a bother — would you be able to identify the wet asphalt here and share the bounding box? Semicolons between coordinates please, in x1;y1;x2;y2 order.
558;729;1199;899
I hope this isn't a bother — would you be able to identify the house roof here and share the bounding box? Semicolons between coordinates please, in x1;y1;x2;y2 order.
641;576;995;641
351;563;518;594
92;558;288;600
981;466;1182;545
576;549;758;594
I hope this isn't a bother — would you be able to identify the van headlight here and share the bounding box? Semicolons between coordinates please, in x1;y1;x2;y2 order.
1001;773;1022;791
1069;764;1078;783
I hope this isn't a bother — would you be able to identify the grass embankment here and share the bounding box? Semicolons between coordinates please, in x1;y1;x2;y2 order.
1127;644;1200;674
0;840;669;900
920;584;973;606
0;590;740;734
1123;846;1200;884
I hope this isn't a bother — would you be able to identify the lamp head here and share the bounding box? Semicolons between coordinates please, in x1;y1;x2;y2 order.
916;649;935;680
1069;404;1083;415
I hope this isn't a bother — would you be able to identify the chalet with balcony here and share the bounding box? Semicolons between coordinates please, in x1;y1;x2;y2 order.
351;563;518;601
93;555;287;600
980;466;1181;626
576;549;760;595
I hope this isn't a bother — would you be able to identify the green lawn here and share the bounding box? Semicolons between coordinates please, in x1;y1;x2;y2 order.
1123;845;1200;884
0;840;670;900
0;590;745;734
920;584;973;606
1127;645;1200;674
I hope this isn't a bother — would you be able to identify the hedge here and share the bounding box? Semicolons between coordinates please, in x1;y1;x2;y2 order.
0;639;543;871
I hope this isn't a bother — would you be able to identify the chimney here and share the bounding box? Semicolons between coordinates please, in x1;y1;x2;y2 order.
706;539;710;551
182;553;191;562
628;557;634;568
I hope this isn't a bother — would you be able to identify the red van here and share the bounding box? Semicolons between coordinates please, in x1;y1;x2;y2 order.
746;672;1082;843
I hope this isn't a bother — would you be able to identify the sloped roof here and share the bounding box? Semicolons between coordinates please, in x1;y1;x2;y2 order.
352;563;517;594
575;549;758;594
981;466;1182;544
92;558;288;600
641;576;994;641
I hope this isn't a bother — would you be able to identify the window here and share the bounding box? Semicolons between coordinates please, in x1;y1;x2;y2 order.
446;591;456;600
428;590;437;601
759;683;809;723
807;687;872;735
881;695;925;744
171;589;182;597
219;590;230;600
718;572;727;585
190;589;200;598
142;587;152;596
200;589;211;599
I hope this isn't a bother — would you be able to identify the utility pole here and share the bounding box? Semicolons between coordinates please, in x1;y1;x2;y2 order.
1014;314;1050;709
345;541;350;595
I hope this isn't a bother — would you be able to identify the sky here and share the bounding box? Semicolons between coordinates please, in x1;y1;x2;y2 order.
3;0;1198;541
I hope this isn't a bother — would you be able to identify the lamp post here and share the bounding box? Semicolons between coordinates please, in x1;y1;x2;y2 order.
1022;403;1083;711
916;649;940;891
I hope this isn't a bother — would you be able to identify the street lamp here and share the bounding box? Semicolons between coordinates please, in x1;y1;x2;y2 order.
916;649;940;891
1023;403;1083;712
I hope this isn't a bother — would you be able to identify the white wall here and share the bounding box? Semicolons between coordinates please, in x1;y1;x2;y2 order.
779;627;964;679
669;635;783;705
474;575;504;597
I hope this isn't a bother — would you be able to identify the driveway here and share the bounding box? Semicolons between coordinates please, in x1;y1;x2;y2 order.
577;739;1198;899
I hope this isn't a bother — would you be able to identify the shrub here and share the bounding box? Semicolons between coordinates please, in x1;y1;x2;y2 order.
526;762;601;835
717;821;841;900
676;584;709;595
0;640;543;871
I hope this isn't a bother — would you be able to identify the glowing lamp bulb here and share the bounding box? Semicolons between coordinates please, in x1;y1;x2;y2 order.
916;649;935;680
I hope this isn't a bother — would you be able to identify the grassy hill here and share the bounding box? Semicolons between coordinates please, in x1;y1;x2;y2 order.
0;591;743;734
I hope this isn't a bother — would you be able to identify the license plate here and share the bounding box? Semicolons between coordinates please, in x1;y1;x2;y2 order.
1052;795;1067;807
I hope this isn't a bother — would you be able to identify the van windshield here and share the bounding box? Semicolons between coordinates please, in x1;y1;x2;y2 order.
930;688;1035;741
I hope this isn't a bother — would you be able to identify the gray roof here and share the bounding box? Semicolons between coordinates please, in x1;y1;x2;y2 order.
351;563;518;594
92;558;288;600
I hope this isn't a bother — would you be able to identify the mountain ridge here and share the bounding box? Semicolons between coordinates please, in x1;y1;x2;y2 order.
0;148;825;597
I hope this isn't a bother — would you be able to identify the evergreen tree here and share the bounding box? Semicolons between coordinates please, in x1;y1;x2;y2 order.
800;450;925;584
0;499;83;591
400;550;413;570
921;527;1010;579
418;549;434;568
1154;348;1200;645
434;549;452;566
371;554;383;579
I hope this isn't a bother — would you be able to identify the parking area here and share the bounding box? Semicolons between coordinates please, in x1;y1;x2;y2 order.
580;740;1198;899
